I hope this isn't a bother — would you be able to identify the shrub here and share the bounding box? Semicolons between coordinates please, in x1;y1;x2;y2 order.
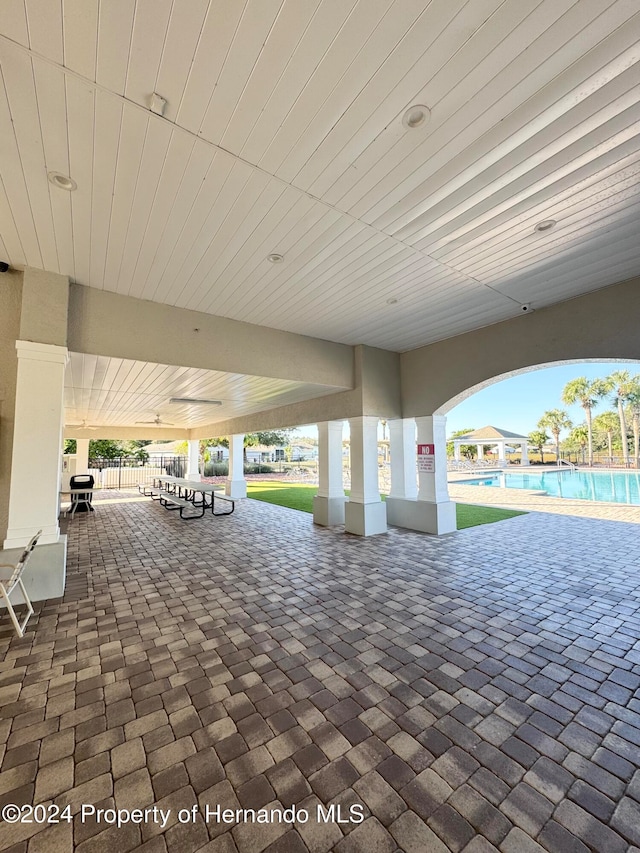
203;461;229;476
244;463;274;474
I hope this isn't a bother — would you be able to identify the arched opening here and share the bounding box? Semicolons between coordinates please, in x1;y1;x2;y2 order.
443;359;640;469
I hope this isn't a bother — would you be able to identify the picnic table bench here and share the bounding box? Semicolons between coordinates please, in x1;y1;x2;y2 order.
138;478;238;518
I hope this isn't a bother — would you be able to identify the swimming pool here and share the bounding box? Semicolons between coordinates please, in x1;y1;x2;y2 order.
458;469;640;505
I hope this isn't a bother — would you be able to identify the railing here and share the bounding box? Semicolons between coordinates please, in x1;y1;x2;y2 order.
557;458;576;471
89;456;187;489
447;459;505;472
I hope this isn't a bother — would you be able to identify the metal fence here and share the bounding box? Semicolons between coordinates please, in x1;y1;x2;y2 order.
88;456;187;489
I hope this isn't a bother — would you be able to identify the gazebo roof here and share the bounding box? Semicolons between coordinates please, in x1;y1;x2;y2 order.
453;425;529;441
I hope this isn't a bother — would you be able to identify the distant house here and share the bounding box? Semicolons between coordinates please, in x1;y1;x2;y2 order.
288;442;318;462
209;442;318;463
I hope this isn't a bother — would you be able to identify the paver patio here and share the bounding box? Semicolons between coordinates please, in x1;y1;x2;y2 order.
1;496;640;852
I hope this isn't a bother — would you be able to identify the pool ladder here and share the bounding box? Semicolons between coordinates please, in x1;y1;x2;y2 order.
557;458;577;471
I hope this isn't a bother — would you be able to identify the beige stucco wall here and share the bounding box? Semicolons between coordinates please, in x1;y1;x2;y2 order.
401;276;640;416
20;268;69;346
189;388;362;440
68;285;354;389
357;345;401;418
0;270;23;541
186;346;401;439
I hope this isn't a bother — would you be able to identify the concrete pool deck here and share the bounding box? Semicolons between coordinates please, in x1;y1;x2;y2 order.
448;469;640;525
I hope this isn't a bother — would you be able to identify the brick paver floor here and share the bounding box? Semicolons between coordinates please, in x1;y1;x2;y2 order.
1;497;640;852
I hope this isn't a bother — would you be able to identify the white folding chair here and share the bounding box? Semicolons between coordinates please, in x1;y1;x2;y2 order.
0;529;41;637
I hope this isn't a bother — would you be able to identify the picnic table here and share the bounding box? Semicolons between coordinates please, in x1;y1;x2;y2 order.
139;477;238;519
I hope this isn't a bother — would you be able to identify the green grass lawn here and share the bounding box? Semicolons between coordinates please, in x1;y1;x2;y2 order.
455;502;526;529
246;481;525;530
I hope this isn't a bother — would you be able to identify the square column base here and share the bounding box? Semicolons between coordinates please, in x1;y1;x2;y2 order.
344;501;387;536
386;497;456;535
313;495;347;527
225;480;247;499
0;536;67;605
5;523;61;548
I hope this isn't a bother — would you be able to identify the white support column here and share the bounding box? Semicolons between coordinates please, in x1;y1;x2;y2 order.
477;444;484;460
454;443;461;462
225;434;247;498
344;417;387;536
388;419;418;499
75;439;90;474
387;415;456;535
521;442;529;466
386;418;422;530
187;439;201;481
498;442;506;462
5;341;68;552
416;415;457;535
313;421;346;526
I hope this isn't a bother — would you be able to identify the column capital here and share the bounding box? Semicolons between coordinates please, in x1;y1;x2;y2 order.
415;414;447;428
348;415;379;429
15;340;69;365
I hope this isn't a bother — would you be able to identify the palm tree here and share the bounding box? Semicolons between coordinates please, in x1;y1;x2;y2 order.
537;409;572;463
593;410;619;461
528;430;549;464
567;425;589;464
561;377;609;466
626;377;640;466
607;370;635;465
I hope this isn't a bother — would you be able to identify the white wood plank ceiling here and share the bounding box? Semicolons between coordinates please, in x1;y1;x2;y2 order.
1;0;639;357
64;352;340;430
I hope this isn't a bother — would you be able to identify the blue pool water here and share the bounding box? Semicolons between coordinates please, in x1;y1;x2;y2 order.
459;469;640;505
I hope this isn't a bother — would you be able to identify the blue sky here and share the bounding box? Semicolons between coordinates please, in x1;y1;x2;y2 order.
294;361;640;441
445;361;639;438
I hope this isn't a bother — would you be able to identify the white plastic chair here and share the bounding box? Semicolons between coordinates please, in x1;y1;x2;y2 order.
0;529;41;637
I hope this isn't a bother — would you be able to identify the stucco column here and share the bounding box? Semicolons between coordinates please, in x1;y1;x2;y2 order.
414;415;456;533
454;443;461;462
521;442;529;466
187;439;201;481
386;416;455;534
75;438;90;474
344;417;387;536
313;421;346;526
225;434;246;498
477;444;484;460
498;442;506;462
5;341;68;548
388;419;418;499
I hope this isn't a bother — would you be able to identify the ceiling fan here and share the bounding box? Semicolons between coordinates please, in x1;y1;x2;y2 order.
135;414;175;426
68;419;99;430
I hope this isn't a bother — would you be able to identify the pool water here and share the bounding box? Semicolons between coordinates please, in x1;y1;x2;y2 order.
459;469;640;505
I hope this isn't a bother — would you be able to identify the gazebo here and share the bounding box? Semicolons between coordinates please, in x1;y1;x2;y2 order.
452;425;529;466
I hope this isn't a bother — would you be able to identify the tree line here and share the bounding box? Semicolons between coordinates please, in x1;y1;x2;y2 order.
64;431;293;463
533;370;640;465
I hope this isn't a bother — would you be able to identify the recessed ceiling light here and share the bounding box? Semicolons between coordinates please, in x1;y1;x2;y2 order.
267;253;284;263
534;219;557;232
402;105;430;129
169;397;222;405
48;171;77;191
